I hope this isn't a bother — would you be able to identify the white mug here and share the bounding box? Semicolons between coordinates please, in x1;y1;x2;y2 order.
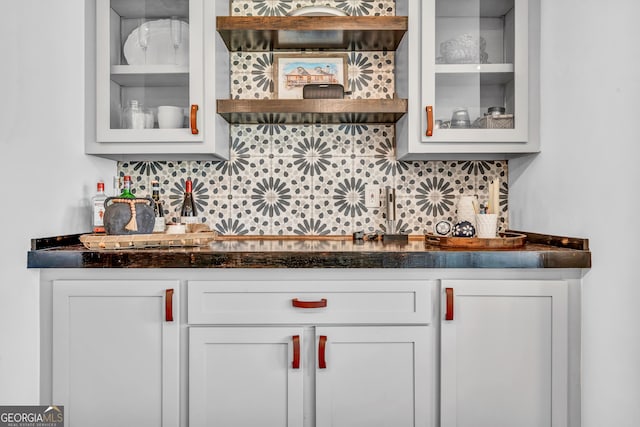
157;106;185;129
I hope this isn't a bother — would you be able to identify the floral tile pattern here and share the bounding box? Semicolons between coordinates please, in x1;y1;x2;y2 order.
231;0;396;17
230;51;394;100
117;1;510;236
118;129;509;236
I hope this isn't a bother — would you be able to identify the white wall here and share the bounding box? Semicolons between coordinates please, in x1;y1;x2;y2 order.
510;0;640;425
0;0;114;403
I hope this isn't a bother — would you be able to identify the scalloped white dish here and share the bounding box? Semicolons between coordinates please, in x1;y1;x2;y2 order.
287;6;348;16
123;19;190;66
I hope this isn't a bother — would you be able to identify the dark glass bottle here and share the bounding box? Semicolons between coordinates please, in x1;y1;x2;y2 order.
180;179;198;224
151;180;166;232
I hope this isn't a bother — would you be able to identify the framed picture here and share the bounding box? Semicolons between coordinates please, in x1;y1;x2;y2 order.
273;53;348;99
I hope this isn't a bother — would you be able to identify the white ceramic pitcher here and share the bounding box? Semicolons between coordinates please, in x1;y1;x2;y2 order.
456;195;478;227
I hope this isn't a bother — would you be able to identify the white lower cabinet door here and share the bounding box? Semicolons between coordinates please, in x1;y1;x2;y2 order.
315;326;432;427
52;280;180;427
189;327;304;427
440;280;568;427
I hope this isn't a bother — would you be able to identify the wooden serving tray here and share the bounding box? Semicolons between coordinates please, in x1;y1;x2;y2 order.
424;232;527;249
79;232;218;250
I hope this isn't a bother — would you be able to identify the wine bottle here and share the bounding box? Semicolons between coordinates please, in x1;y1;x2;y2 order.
91;182;107;233
180;179;198;225
151;180;166;233
119;175;135;199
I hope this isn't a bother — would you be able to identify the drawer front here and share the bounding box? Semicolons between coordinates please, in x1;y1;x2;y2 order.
188;280;433;325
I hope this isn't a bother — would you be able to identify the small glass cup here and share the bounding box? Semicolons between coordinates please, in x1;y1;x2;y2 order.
451;108;470;128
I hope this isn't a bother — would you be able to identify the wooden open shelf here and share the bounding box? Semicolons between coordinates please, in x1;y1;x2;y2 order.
217;99;408;124
216;16;408;51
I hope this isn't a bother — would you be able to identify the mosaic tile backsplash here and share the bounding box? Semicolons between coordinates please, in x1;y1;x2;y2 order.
230;0;397;16
117;0;509;236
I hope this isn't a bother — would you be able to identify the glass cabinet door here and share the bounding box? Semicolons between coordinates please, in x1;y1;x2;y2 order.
96;0;203;143
422;0;528;143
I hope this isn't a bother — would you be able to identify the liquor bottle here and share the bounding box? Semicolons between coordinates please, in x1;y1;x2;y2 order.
119;175;135;199
180;179;198;225
151;180;166;233
91;182;107;233
113;176;121;197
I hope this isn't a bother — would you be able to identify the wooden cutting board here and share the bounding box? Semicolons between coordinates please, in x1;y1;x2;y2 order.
79;231;218;250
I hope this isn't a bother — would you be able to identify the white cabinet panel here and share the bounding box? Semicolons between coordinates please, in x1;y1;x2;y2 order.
440;280;568;427
189;327;304;427
188;280;432;325
316;326;432;427
52;280;179;427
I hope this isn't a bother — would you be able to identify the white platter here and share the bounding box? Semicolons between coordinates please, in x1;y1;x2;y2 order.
287;6;347;16
123;19;189;66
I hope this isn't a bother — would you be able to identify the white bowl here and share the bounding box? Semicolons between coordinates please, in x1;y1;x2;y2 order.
287;6;347;16
157;105;185;129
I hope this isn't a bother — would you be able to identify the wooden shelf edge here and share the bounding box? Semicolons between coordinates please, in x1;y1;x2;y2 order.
217;99;408;124
216;16;408;51
218;99;407;113
216;16;408;31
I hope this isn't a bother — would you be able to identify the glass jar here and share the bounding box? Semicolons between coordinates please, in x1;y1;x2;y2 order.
121;100;147;129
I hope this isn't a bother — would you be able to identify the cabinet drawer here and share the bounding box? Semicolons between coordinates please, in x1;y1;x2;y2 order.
188;280;433;325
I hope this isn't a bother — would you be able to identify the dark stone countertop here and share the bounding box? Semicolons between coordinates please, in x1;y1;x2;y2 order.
27;231;591;269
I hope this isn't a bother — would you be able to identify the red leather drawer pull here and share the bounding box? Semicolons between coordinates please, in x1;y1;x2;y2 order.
292;335;301;369
165;289;174;322
190;104;199;135
318;335;327;369
426;105;434;137
292;298;327;309
445;287;454;321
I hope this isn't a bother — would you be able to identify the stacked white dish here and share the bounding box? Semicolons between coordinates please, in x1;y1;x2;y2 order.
123;19;190;66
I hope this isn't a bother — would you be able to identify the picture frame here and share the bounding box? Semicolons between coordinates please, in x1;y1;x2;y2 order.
273;53;348;99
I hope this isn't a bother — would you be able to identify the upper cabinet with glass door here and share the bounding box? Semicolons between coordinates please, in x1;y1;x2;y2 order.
88;0;228;160
397;0;540;159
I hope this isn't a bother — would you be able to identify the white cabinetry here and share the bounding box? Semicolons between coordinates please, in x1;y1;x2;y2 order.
52;280;180;427
88;0;228;160
440;280;568;427
189;327;304;426
315;326;430;427
397;0;540;159
40;270;579;427
188;279;434;427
